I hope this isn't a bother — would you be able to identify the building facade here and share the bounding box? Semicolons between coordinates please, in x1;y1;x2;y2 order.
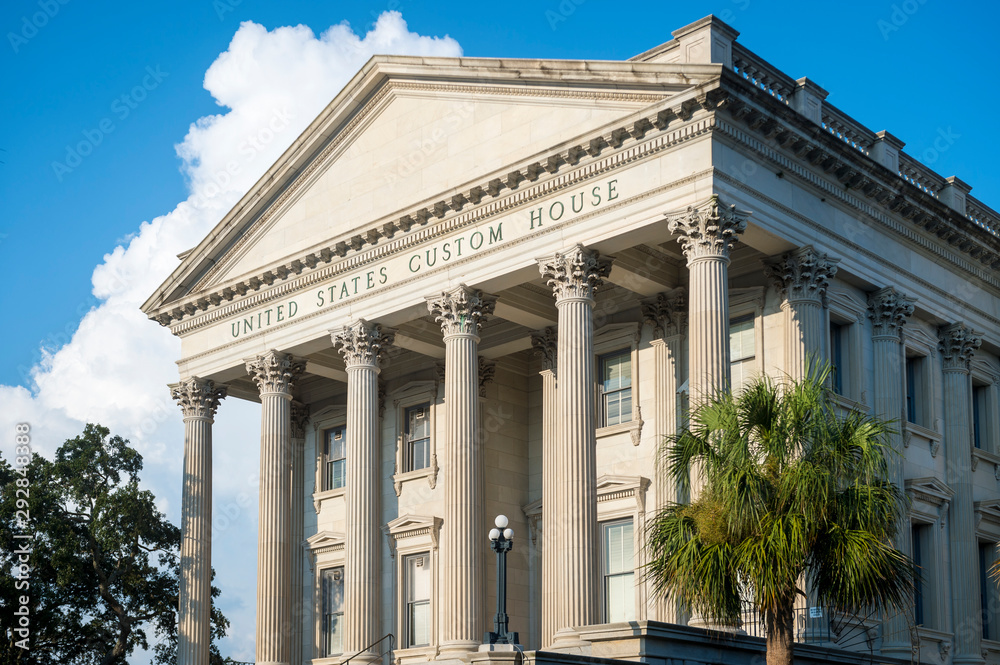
143;16;1000;665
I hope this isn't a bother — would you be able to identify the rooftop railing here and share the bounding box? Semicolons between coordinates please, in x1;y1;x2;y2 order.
732;42;1000;243
820;103;875;157
732;43;795;105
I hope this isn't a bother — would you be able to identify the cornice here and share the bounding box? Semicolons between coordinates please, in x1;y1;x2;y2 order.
716;69;1000;275
158;83;725;333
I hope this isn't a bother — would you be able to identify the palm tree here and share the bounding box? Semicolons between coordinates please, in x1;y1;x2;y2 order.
645;368;913;665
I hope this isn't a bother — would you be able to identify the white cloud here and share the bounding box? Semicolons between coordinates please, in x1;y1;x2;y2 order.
0;12;461;662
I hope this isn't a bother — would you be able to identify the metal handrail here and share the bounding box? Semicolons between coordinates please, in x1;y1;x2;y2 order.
338;633;395;665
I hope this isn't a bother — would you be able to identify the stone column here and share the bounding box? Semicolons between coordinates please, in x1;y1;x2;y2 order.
667;196;748;402
246;351;305;665
865;288;915;654
667;197;746;630
170;377;227;665
427;286;496;656
289;400;309;665
764;246;840;380
539;245;612;643
332;321;394;663
530;327;558;647
641;289;687;624
940;323;983;665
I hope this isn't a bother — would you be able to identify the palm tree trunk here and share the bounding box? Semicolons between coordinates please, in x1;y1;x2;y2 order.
765;603;795;665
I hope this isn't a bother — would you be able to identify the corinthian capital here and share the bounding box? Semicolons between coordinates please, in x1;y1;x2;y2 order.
666;196;749;262
290;400;310;439
939;323;982;371
538;244;613;302
427;285;496;337
763;246;840;304
478;357;496;398
641;288;687;339
867;287;915;339
332;319;395;369
170;377;227;420
245;350;305;396
530;327;558;370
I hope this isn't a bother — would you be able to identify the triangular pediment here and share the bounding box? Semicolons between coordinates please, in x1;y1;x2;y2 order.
597;474;650;502
143;54;720;321
306;530;345;551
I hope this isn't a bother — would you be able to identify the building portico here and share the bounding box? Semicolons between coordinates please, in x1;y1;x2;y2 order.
148;14;1000;665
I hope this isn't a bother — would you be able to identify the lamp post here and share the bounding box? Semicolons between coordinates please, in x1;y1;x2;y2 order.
486;514;519;646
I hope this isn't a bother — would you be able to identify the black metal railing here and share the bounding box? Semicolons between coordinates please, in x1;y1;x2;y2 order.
338;633;395;665
736;605;884;653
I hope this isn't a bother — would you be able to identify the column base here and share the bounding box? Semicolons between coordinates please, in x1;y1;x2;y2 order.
341;651;381;665
687;615;745;635
437;640;480;663
547;628;591;654
470;645;522;665
953;656;987;665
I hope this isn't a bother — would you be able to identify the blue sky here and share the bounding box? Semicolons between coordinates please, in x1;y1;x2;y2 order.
2;0;998;661
2;0;998;388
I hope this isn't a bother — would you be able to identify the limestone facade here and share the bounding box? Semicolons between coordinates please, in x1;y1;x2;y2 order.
148;15;1000;665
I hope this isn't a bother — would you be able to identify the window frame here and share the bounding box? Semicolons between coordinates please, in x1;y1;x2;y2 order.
310;408;348;512
404;402;432;473
728;288;764;395
390;381;439;496
593;323;642;444
323;425;347;492
601;518;637;624
971;361;1000;455
320;566;345;657
594;474;650;624
905;477;953;632
826;288;867;406
403;552;432;648
384;515;442;659
902;328;938;431
598;348;633;428
306;530;346;662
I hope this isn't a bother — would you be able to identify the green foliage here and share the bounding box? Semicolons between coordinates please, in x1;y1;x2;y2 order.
645;368;913;643
0;424;228;665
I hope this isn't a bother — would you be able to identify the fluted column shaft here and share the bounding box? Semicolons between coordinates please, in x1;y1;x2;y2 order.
531;328;558;647
333;321;393;663
171;378;226;665
247;352;305;665
539;246;612;642
290;402;309;665
765;246;839;380
866;288;915;654
642;290;686;624
428;286;495;654
940;323;984;665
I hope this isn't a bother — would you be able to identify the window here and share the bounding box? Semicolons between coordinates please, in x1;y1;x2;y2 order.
905;355;927;426
912;524;931;626
600;350;632;427
974;383;989;450
321;567;344;656
982;542;998;640
602;520;635;623
405;404;431;472
405;553;431;647
323;426;346;491
730;315;756;393
830;321;846;395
